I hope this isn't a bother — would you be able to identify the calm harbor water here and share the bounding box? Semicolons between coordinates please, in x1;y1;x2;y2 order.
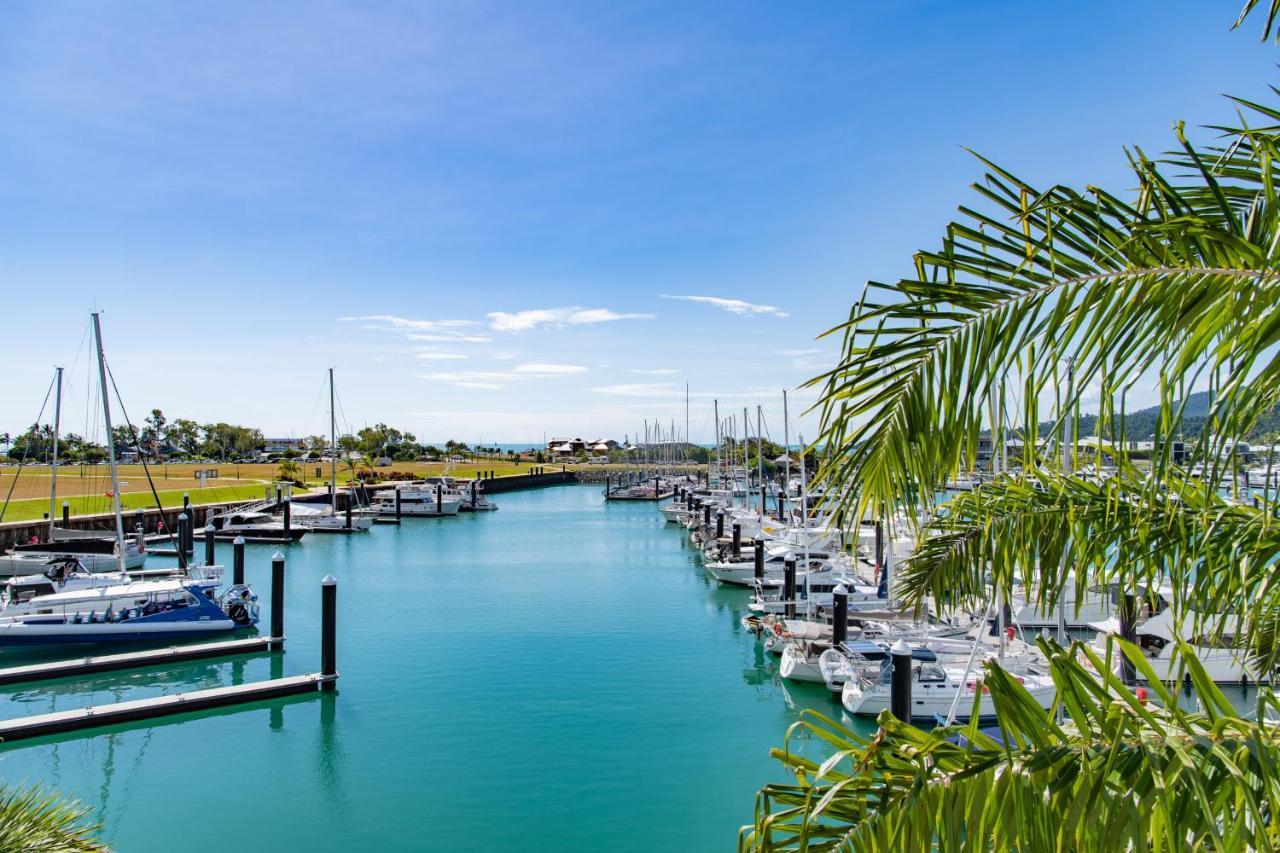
0;484;860;851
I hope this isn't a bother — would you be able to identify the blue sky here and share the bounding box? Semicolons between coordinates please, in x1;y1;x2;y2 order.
0;1;1271;445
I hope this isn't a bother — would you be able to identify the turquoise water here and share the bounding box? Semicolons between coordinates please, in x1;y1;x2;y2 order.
0;484;857;851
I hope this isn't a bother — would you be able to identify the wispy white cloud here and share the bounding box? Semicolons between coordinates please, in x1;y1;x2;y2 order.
341;314;474;331
405;332;493;343
591;383;679;397
341;314;491;343
591;383;793;400
660;294;788;318
775;347;828;369
419;362;588;389
487;306;654;332
513;363;588;375
628;367;678;375
415;350;468;361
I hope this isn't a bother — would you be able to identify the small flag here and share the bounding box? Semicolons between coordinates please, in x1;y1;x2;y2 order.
104;490;114;497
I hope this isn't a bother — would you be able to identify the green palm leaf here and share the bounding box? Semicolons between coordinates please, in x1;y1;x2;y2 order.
743;640;1280;852
747;5;1280;849
0;782;105;852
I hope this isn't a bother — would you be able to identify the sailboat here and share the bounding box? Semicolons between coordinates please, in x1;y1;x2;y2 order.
836;653;1056;723
293;368;372;533
0;366;147;577
0;314;259;647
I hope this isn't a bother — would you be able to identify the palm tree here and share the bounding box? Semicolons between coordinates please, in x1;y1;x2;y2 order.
0;782;105;850
277;455;300;483
744;3;1280;849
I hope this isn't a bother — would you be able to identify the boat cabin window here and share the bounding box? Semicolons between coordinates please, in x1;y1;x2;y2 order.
7;582;56;602
918;663;947;683
1190;633;1238;649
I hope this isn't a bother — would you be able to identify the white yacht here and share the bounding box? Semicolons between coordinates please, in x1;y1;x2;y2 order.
289;502;373;533
839;656;1056;722
429;477;498;512
1088;608;1274;684
371;483;463;517
211;506;308;541
0;531;147;577
0;562;224;616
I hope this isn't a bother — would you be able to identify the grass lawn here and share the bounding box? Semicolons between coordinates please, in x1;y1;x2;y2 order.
0;483;275;523
0;460;692;523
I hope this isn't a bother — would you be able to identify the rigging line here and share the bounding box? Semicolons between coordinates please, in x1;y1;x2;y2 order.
300;373;330;440
104;361;180;554
0;372;58;525
57;320;94;439
334;386;355;441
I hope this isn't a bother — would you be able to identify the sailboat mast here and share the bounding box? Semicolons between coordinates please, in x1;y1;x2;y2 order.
49;366;62;538
713;399;720;487
329;367;337;512
782;389;791;508
91;313;128;573
684;382;689;455
757;405;764;517
798;432;811;593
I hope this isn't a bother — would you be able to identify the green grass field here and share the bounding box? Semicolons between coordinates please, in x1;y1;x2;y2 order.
0;460;696;523
0;483;274;523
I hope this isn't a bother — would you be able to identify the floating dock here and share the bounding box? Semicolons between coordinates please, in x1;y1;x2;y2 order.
0;636;279;687
0;672;335;742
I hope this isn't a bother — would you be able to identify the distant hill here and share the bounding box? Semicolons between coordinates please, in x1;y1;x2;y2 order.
1044;391;1280;442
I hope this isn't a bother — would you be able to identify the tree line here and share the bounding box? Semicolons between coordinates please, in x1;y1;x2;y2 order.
1;409;516;464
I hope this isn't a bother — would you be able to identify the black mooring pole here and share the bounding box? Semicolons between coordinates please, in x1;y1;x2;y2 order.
833;584;849;646
204;523;216;566
890;639;913;723
321;574;337;691
270;551;285;650
783;556;797;619
233;535;245;586
753;538;764;581
176;512;189;570
732;523;741;558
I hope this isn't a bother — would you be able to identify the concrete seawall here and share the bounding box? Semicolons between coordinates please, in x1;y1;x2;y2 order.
479;471;577;493
0;471;578;550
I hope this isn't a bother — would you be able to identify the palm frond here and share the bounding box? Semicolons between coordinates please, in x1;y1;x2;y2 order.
1236;0;1280;42
0;782;105;852
742;638;1280;852
812;98;1280;534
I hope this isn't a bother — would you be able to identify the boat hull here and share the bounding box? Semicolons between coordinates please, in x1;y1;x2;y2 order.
841;676;1056;723
0;619;236;647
